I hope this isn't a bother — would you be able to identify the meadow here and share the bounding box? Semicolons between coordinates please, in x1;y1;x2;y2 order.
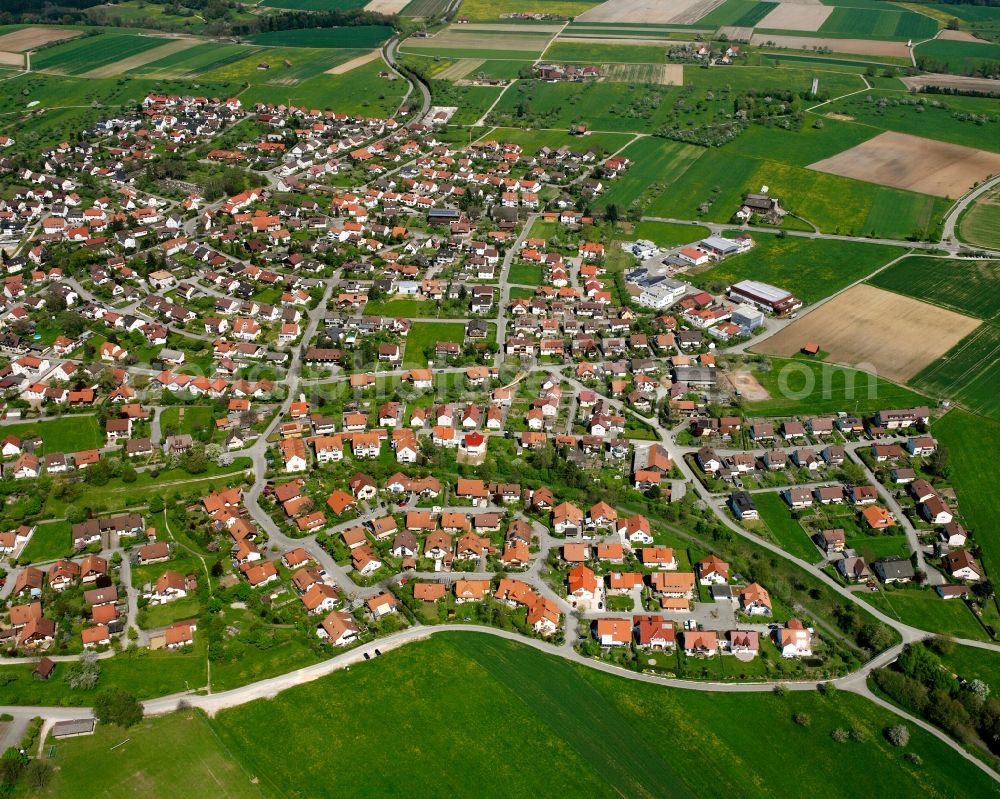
404;321;467;366
33;32;173;75
478;126;633;154
1;415;102;452
859;587;991;642
960;191;1000;249
728;117;877;167
200;46;367;84
935;410;1000;583
690;235;904;305
867;256;1000;321
19;520;72;564
745;357;932;417
204;633;998;799
632;219;710;247
455;0;599;22
238;61;407;114
543;41;669;63
508;263;544;285
753;491;820;562
245;26;394;49
915;38;1000;76
910;323;1000;419
592;136;703;213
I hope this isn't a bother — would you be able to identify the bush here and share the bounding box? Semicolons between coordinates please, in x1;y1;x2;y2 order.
885;724;910;747
24;760;53;790
831;727;849;742
94;688;143;728
904;752;923;766
793;712;811;727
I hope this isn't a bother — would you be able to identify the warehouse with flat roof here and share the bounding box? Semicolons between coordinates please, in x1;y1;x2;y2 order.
727;280;802;315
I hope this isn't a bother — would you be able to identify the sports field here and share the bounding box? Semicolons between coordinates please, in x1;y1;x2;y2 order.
757;284;981;383
867;257;1000;322
690;235;903;305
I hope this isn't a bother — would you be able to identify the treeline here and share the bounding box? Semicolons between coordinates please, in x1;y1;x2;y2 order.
873;637;1000;753
916;55;1000;79
908;0;999;6
227;8;398;37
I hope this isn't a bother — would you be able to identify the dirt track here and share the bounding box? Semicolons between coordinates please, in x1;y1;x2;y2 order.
0;26;81;52
756;284;981;383
808;130;1000;200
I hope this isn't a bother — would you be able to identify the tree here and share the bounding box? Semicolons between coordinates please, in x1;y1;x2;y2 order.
24;759;53;790
885;724;910;747
927;445;950;478
839;460;867;486
64;652;101;690
94;687;143;728
858;621;893;652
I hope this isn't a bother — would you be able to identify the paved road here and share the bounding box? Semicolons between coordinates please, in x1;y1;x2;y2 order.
941;173;1000;251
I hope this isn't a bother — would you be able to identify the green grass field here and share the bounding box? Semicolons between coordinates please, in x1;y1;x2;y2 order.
814;7;937;40
129;42;259;78
245;26;394;49
960;192;1000;249
33;711;265;799
699;0;776;27
859;587;991;642
592;137;703;213
404;322;466;367
34;32;176;75
692;235;904;305
543;41;668;64
915;38;1000;76
845;533;911;563
632;220;711;247
478;126;632;155
508;263;544;285
1;415;102;453
746;357;932;417
911;323;1000;419
728;117;877;167
867;257;1000;321
159;405;217;437
456;0;598;22
19;520;72;564
935;409;1000;581
754;491;820;562
204;633;998;798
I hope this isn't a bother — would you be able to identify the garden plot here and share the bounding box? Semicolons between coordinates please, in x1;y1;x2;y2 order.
807;131;1000;199
756;284;981;384
0;26;82;51
758;3;833;31
577;0;727;25
750;33;911;57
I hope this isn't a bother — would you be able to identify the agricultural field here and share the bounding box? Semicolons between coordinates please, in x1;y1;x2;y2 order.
960;189;1000;249
238;60;407;114
690;235;904;305
429;82;505;125
205;633;997;799
807;131;1000;199
403;24;556;56
543;41;669;63
910;322;1000;419
604;62;683;84
402;0;455;16
456;0;599;21
753;491;820;562
728;118;877;168
866;257;1000;321
758;4;834;33
915;37;1000;76
812;6;937;41
743;357;932;417
935;409;1000;581
33;32;178;75
817;91;1000;153
756;284;981;384
592;137;703;213
128;42;259;79
245;26;394;49
404;322;467;366
577;0;724;25
698;0;776;28
0;415;103;452
749;33;912;59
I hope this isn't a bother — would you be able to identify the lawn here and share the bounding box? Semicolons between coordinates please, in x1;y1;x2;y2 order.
934;410;1000;582
137;595;204;629
19;520;72;564
159;405;217;438
404;322;467;367
203;633;999;798
632;220;710;248
859;587;991;642
1;415;102;453
867;256;1000;321
753;491;820;562
690;234;904;305
746;357;932;417
910;323;1000;419
508;263;543;285
844;534;911;563
245;26;394;49
32;711;266;799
